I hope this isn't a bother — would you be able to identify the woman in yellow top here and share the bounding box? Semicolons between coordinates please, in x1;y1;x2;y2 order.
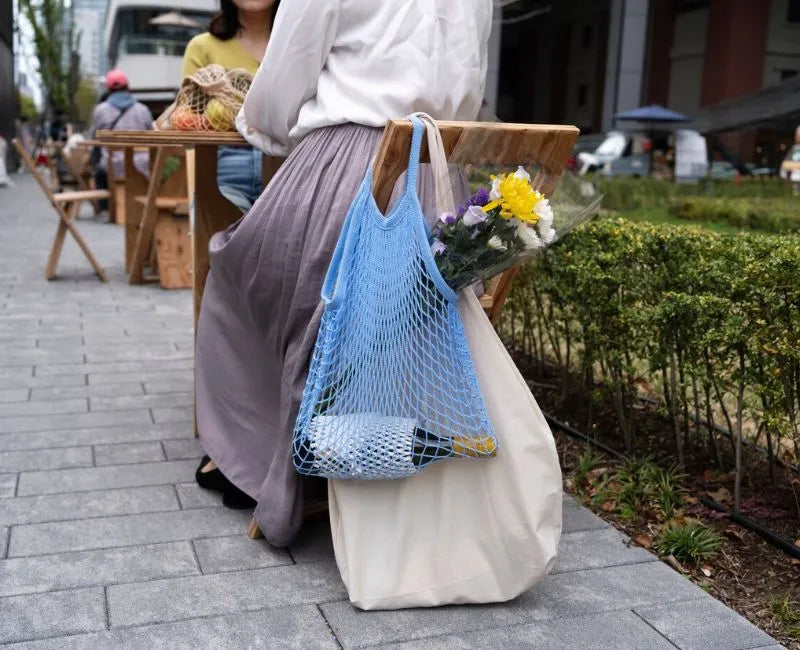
181;0;279;213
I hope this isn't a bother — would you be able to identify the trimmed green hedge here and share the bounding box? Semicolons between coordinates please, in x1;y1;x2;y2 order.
594;176;793;211
670;197;800;233
500;219;800;476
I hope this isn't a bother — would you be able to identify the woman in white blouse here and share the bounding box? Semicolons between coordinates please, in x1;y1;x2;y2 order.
195;0;493;547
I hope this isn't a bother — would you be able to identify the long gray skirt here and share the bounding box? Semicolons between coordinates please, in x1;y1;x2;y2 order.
196;123;464;547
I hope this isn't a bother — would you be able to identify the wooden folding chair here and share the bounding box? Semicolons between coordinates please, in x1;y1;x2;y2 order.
247;118;578;540
372;119;579;323
56;144;102;216
12;139;109;282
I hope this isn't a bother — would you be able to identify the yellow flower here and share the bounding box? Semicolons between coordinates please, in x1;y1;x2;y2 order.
482;173;543;223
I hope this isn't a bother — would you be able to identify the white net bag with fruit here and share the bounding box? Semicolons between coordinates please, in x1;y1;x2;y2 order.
155;64;252;132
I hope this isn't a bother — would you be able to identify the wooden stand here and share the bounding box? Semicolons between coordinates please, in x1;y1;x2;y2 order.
126;148;191;287
97;124;580;542
123;149;151;271
245;119;579;541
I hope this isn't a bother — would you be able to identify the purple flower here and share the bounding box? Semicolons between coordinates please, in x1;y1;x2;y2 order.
470;187;490;207
431;238;447;256
438;211;457;226
456;188;491;217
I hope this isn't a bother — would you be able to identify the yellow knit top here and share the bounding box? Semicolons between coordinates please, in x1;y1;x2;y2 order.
182;33;260;77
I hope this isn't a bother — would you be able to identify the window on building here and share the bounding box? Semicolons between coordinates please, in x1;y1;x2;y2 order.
581;25;592;49
780;69;799;80
789;0;800;22
577;84;588;108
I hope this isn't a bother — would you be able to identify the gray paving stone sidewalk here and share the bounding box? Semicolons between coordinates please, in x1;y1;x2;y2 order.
0;176;782;648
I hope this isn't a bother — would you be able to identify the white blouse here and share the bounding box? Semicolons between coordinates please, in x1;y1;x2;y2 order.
236;0;493;156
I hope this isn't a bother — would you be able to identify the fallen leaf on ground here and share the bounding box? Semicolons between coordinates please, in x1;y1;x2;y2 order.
724;527;746;543
795;538;800;548
740;497;787;519
791;558;800;566
633;534;652;549
703;469;713;482
663;554;686;573
707;487;733;504
684;495;699;505
601;500;617;512
701;565;713;577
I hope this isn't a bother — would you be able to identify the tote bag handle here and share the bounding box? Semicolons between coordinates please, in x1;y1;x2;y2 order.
410;112;456;217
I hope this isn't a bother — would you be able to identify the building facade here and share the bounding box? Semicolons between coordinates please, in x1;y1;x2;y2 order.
73;0;108;78
493;0;800;163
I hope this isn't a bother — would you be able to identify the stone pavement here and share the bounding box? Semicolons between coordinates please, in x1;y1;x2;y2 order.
0;175;782;648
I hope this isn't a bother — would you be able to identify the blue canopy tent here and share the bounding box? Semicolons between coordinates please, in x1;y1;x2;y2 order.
614;105;690;176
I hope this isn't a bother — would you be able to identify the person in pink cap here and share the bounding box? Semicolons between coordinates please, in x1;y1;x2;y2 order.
90;69;154;211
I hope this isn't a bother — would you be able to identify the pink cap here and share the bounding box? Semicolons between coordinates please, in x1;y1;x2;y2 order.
105;69;128;91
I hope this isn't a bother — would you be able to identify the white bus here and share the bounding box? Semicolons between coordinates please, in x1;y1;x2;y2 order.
104;0;217;108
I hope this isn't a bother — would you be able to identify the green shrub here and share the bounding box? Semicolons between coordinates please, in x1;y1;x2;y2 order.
593;176;793;212
499;218;800;478
653;521;723;564
671;197;800;233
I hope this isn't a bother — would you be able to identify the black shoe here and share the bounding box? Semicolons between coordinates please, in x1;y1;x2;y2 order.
195;455;229;492
222;484;257;509
196;455;256;509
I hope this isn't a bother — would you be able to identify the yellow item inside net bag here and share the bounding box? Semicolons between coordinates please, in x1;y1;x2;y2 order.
155;64;252;132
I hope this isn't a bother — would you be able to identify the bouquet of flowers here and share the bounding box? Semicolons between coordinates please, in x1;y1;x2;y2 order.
430;167;600;292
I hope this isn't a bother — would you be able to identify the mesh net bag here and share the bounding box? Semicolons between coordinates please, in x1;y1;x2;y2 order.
292;116;497;480
155;64;252;132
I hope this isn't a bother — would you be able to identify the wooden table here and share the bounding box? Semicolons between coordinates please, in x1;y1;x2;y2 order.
96;130;282;323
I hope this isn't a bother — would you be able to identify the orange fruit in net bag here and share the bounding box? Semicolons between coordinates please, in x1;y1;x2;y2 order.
171;105;208;131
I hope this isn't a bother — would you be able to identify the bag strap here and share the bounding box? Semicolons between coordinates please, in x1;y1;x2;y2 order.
411;112;455;215
402;115;425;198
323;117;424;306
91;104;133;165
108;104;133;130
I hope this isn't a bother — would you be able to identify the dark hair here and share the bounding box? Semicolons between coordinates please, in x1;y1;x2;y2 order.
209;0;280;41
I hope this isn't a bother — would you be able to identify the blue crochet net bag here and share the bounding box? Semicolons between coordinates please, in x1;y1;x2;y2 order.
292;115;497;480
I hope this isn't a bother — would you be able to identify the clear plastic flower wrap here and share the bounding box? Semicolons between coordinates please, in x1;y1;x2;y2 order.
430;165;603;292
